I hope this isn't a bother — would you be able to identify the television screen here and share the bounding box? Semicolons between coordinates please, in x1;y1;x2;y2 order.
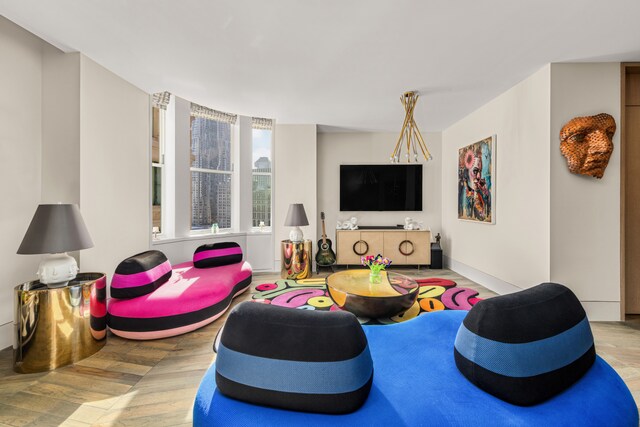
340;164;423;211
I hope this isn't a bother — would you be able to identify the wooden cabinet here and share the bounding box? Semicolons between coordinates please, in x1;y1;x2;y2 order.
336;229;431;266
336;231;363;265
406;231;430;265
383;231;407;264
360;231;384;258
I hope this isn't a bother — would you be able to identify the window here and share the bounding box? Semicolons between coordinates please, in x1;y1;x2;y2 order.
190;104;236;231
151;104;165;235
251;118;273;228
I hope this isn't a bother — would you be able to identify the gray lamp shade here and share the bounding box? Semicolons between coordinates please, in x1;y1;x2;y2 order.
284;203;309;227
17;204;94;254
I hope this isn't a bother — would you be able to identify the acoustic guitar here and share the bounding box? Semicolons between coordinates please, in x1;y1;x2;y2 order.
316;212;337;266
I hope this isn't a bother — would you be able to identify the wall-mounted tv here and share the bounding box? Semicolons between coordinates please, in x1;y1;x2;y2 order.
340;164;423;211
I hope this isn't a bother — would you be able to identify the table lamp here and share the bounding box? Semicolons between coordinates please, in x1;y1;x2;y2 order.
284;203;309;242
17;204;94;287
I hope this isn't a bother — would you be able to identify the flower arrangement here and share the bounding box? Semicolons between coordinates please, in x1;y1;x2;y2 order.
361;254;392;283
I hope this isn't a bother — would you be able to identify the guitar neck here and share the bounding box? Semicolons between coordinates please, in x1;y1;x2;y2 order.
321;218;327;244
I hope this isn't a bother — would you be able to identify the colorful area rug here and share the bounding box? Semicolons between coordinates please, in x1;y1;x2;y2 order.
252;277;482;325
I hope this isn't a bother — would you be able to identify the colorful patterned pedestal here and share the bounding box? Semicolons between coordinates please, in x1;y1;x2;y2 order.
280;240;312;280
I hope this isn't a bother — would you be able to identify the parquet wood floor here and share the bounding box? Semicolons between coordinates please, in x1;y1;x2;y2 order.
0;268;637;426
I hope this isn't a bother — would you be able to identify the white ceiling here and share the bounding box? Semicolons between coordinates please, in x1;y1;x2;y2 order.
2;0;640;132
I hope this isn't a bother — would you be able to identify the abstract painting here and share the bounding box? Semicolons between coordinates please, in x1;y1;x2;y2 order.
458;136;495;223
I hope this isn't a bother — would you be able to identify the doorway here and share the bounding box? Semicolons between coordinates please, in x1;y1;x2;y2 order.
623;63;640;316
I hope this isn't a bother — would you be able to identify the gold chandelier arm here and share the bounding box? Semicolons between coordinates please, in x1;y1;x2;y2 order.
391;94;413;160
413;126;431;160
391;91;431;162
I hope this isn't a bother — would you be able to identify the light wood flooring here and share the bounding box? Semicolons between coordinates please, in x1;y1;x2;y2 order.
0;268;638;426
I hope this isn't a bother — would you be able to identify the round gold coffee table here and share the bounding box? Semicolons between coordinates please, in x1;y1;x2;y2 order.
327;270;419;318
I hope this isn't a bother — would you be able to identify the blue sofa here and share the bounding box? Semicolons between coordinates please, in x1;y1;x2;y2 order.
194;310;638;426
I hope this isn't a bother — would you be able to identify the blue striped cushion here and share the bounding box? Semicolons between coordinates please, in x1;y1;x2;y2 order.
215;302;373;414
454;283;595;406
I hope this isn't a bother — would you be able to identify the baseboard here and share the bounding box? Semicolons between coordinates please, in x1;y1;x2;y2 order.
444;255;522;295
0;321;12;351
444;256;622;321
253;269;278;275
580;301;622;321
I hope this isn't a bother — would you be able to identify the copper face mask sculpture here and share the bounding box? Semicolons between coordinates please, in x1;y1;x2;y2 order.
559;113;616;179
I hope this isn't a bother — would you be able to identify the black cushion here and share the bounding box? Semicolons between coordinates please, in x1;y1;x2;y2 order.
215;302;373;414
454;283;595;406
193;242;243;268
110;250;172;299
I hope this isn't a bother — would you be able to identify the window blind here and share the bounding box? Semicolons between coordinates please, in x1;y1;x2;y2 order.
152;92;171;110
190;102;238;124
251;117;274;130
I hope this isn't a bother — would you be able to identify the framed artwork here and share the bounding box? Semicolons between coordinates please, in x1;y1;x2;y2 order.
458;135;495;224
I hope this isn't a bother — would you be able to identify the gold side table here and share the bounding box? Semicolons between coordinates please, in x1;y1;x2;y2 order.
281;240;312;280
13;272;107;373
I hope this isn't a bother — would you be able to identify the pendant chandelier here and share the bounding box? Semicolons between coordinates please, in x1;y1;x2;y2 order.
390;91;432;163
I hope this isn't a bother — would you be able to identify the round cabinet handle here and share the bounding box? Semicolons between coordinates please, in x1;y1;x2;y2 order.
353;240;369;256
399;240;415;256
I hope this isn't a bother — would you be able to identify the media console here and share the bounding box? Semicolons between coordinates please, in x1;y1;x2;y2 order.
335;229;431;266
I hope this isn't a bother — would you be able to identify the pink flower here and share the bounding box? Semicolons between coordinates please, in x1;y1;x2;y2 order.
464;149;475;169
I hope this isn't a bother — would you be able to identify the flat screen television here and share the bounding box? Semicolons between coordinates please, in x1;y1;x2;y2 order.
340;164;423;211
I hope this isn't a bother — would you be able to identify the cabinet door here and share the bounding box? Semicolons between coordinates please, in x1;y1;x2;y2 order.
406;231;431;265
360;232;384;258
336;231;362;265
383;231;407;264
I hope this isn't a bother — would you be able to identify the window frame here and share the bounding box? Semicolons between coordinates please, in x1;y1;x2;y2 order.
251;127;273;231
151;106;166;239
189;115;235;233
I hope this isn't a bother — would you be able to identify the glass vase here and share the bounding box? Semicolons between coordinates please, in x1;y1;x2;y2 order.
369;270;382;284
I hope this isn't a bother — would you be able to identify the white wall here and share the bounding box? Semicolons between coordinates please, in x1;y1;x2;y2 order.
172;96;192;238
78;55;151;280
41;50;81;204
236;116;253;231
442;65;552;293
317;131;442;243
0;16;45;349
273;124;317;269
549;63;621;320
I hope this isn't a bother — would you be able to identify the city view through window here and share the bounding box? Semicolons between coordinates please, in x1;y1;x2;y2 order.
190;116;232;230
252;129;272;228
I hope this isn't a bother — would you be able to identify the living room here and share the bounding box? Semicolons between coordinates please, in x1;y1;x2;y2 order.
1;1;639;426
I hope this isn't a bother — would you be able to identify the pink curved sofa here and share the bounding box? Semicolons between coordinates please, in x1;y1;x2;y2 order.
107;260;252;340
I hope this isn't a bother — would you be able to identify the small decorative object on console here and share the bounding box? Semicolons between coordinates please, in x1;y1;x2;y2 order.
403;217;423;230
337;217;359;230
361;254;392;284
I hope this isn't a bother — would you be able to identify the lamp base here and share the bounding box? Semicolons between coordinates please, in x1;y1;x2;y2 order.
37;253;79;288
289;226;304;243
